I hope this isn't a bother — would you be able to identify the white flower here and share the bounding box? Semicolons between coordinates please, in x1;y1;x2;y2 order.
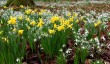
66;48;72;54
82;46;85;49
59;49;63;52
16;58;20;62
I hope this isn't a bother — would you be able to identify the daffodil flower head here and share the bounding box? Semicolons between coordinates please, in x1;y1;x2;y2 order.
68;24;73;29
27;26;30;30
50;16;60;23
37;18;44;27
48;29;55;34
94;20;102;27
54;24;57;28
18;30;24;35
25;9;32;14
3;6;7;8
74;12;78;17
2;37;9;43
8;16;17;25
26;17;30;22
30;21;36;26
57;25;65;31
20;5;25;8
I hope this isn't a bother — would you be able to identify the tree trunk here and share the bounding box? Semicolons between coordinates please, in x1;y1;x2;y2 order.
5;0;35;6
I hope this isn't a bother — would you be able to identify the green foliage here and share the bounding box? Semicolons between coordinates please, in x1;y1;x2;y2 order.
56;53;66;64
41;30;68;58
74;48;88;64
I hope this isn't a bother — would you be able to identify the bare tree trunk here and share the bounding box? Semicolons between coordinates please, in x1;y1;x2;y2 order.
5;0;35;6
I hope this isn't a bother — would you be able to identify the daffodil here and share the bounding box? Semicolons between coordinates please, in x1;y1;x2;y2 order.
3;6;7;8
67;12;71;16
48;29;55;34
27;26;30;30
26;17;30;22
20;5;25;8
37;18;44;27
94;20;102;27
38;9;46;15
64;20;70;26
8;16;17;25
54;24;57;28
25;9;32;14
68;24;73;29
74;12;78;17
57;25;65;31
18;30;24;35
75;19;79;23
69;17;74;22
31;11;35;14
60;18;65;25
2;37;9;43
30;21;36;26
50;16;59;23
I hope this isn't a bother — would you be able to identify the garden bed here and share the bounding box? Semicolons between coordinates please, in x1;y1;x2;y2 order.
0;1;110;64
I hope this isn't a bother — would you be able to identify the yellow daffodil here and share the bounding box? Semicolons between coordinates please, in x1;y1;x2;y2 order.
80;16;84;20
27;26;30;30
20;5;25;8
94;20;102;27
31;11;35;14
69;17;74;22
37;18;44;27
67;12;71;16
25;9;32;14
54;24;57;28
60;18;65;25
8;16;17;25
75;19;79;23
2;37;9;43
3;6;7;8
26;17;30;22
48;29;55;34
50;16;59;23
18;30;24;35
68;24;73;29
64;20;70;26
57;25;65;31
74;12;78;17
30;21;36;26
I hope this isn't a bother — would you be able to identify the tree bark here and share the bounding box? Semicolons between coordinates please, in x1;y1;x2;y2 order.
5;0;35;6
